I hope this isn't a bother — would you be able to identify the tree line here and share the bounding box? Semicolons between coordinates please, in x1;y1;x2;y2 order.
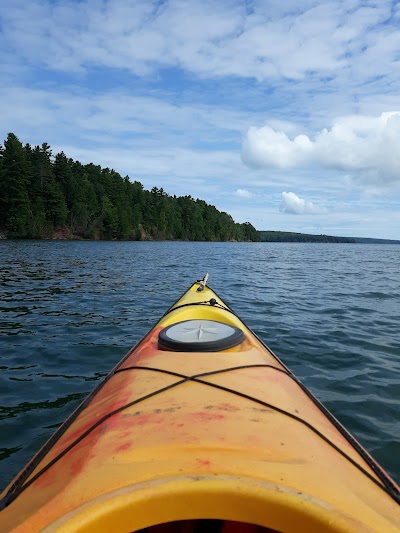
0;133;259;242
259;231;355;243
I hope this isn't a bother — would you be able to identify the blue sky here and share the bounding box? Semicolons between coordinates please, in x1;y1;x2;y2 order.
1;0;400;239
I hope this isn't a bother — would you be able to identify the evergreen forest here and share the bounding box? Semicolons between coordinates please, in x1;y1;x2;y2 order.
0;133;259;242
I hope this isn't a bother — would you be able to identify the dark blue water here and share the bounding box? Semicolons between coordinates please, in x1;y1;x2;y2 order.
0;241;399;490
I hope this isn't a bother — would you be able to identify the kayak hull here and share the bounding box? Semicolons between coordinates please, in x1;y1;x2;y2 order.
0;282;399;532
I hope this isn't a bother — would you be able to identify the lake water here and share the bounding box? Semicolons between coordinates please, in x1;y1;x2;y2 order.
0;240;399;490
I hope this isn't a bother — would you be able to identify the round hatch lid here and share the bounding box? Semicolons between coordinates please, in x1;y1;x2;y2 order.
158;319;245;352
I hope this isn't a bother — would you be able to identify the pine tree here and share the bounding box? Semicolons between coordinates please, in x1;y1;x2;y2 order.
0;133;30;236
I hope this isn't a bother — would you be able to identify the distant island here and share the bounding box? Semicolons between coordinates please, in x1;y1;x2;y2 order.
258;231;355;243
351;237;400;244
259;231;400;244
258;231;400;244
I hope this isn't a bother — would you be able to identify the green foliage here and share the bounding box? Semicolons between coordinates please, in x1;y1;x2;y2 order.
0;133;260;241
0;133;31;236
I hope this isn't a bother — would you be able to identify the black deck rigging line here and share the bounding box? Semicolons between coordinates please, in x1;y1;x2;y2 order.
115;363;290;378
1;364;399;508
161;300;234;317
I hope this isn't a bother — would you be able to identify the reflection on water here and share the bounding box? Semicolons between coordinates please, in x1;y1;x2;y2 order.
0;240;399;489
0;447;22;461
0;392;87;420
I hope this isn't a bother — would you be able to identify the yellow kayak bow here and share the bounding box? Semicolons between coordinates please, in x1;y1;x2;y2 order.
0;277;399;532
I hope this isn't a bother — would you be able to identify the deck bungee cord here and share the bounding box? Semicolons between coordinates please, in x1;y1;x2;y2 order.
162;298;234;317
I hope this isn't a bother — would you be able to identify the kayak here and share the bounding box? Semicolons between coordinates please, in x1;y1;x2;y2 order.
0;276;399;533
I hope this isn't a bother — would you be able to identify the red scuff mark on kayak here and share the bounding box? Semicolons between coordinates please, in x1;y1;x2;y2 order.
116;442;131;452
34;429;96;489
48;420;102;458
120;327;164;367
33;468;56;489
246;434;262;445
110;389;135;411
69;456;86;477
50;384;134;455
197;459;211;467
98;388;136;431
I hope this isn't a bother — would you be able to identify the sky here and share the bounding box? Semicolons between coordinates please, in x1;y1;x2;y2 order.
1;0;400;239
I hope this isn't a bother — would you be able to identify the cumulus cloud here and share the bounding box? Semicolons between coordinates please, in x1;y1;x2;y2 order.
243;112;400;185
280;192;323;215
235;188;252;198
242;127;313;168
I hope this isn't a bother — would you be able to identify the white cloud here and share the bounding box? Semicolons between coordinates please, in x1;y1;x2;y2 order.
280;192;323;215
242;126;313;168
243;112;400;186
1;0;398;83
235;188;252;198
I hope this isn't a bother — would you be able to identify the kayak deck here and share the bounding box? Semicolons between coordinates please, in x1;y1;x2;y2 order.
0;280;399;532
